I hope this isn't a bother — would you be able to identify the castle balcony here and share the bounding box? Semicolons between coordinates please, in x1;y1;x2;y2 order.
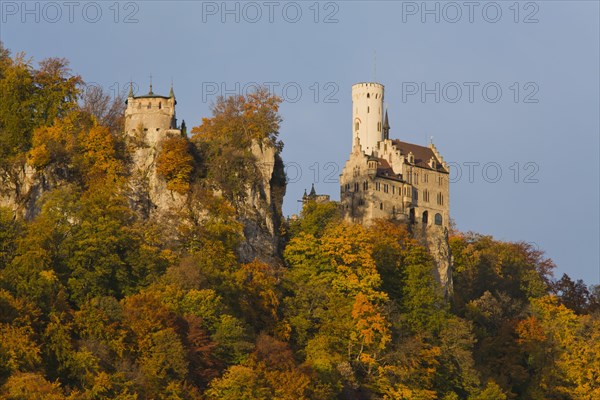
403;196;412;207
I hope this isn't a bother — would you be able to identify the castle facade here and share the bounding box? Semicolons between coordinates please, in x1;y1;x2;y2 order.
340;82;450;230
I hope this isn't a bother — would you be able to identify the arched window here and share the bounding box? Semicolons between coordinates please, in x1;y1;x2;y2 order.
409;208;415;223
422;211;428;224
435;213;443;225
355;121;359;131
158;102;162;109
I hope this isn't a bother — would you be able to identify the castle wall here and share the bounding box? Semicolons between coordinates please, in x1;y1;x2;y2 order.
125;96;176;146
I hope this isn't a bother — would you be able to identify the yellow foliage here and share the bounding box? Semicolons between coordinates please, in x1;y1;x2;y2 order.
156;136;194;194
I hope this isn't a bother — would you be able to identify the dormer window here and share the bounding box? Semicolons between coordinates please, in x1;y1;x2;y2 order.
429;157;437;169
408;152;414;164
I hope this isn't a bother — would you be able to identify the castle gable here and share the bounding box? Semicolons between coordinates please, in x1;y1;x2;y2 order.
391;140;447;173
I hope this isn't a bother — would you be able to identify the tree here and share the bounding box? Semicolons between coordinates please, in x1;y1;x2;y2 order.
191;87;282;202
552;273;590;314
156;136;195;194
1;372;66;400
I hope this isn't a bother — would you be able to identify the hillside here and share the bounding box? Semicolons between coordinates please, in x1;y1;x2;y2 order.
0;45;599;399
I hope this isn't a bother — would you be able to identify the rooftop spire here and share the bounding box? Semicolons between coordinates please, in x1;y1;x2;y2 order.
309;183;316;197
148;74;153;95
383;109;390;140
169;81;175;98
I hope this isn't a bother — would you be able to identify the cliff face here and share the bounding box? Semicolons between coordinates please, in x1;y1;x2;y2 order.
412;223;453;297
0;137;286;264
0;162;67;219
237;141;286;264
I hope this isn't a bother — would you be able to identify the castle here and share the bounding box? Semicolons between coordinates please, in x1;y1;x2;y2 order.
340;82;450;230
124;82;185;141
339;82;452;292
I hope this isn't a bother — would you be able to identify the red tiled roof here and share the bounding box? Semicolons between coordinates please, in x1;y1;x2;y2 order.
391;139;447;172
376;158;403;181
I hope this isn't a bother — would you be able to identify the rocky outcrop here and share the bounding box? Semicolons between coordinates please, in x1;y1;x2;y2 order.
0;136;286;266
125;133;186;219
411;222;453;297
0;162;61;219
237;140;286;264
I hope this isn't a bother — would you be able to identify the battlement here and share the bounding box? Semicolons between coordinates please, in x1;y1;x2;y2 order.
124;83;180;144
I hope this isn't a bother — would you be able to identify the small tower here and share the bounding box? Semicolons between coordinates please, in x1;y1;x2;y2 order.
124;81;180;145
352;82;385;154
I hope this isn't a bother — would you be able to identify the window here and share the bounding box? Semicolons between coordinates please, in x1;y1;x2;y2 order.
363;181;368;190
355;122;359;131
422;211;428;224
437;193;444;205
392;186;395;195
435;213;443;225
424;190;429;202
384;184;388;193
376;182;380;191
158;102;162;109
423;173;428;183
414;189;418;201
380;202;383;210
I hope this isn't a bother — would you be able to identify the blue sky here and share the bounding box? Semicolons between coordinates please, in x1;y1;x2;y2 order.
1;1;599;284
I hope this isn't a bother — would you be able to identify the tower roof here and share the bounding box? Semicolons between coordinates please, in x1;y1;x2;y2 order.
383;110;390;139
383;110;390;131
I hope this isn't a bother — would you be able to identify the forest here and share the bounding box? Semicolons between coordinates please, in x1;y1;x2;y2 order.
0;44;599;399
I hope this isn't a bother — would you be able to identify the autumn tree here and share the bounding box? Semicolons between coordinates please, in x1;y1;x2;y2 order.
191;87;282;202
156;136;195;194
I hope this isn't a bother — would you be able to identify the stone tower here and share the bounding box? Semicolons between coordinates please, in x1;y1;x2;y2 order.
124;82;184;216
124;82;180;146
352;82;385;154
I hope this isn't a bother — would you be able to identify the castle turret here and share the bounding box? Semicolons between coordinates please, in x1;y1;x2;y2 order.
352;82;384;154
124;83;179;145
383;109;390;140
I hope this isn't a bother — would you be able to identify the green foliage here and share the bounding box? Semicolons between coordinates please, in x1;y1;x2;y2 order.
287;200;341;238
191;87;282;202
0;49;81;163
0;44;596;400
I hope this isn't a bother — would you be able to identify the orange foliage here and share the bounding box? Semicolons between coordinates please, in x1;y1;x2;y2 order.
156;136;194;194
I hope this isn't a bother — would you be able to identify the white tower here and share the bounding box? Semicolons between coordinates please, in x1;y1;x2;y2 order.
352;82;384;154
